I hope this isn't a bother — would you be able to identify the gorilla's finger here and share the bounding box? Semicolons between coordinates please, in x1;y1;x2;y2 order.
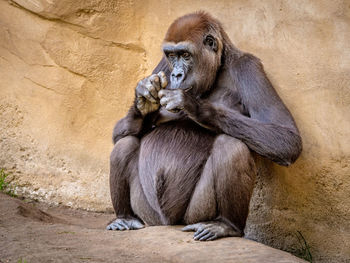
194;229;210;240
118;220;130;230
108;222;120;230
131;220;145;229
142;89;157;103
116;222;126;230
199;232;214;241
136;84;148;97
150;74;161;92
194;227;205;237
137;83;157;102
158;89;169;99
165;102;177;111
149;74;159;83
160;97;169;106
158;71;168;88
146;82;158;99
136;87;143;98
182;224;199;232
166;101;182;112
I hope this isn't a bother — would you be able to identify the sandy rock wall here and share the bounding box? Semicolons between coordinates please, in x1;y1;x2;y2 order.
0;0;349;262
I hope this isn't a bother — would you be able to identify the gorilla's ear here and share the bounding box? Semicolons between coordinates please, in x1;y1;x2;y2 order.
204;35;218;52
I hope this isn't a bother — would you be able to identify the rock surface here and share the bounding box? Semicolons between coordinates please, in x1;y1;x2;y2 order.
0;193;306;263
0;0;349;262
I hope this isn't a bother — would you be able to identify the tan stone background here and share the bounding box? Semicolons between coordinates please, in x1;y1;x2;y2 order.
0;0;349;262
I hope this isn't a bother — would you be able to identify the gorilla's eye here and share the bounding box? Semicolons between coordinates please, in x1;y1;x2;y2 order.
167;52;176;59
182;52;191;60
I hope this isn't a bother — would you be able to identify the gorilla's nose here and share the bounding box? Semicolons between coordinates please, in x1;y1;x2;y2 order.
171;68;185;85
172;72;183;80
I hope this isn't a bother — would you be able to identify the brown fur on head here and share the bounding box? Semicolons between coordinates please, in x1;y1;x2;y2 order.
165;11;223;44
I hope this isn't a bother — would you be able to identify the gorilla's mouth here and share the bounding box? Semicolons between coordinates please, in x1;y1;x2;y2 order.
169;78;194;91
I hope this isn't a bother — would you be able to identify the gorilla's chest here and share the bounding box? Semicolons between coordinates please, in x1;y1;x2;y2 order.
140;120;215;174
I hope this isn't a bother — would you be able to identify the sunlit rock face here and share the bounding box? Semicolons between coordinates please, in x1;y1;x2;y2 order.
0;1;349;262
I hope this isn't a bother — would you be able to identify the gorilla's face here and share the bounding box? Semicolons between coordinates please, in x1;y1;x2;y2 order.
163;34;221;94
163;41;195;90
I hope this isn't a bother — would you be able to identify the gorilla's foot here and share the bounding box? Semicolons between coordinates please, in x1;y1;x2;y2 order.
182;221;241;241
106;218;144;231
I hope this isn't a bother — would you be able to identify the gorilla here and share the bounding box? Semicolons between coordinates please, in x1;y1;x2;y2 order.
107;12;302;241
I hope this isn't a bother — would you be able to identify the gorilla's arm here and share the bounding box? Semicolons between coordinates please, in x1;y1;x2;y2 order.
112;58;170;144
112;104;149;144
184;54;302;166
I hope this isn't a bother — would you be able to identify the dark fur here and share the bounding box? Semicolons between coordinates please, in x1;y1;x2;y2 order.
109;12;302;236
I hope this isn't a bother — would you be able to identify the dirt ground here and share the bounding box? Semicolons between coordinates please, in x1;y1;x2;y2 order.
0;193;305;263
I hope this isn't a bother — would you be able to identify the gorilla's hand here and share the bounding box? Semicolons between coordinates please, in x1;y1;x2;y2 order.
182;221;241;241
106;218;144;231
158;89;185;113
136;71;167;116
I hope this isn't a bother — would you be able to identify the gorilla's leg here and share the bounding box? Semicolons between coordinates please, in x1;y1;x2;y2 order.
130;168;162;226
183;134;256;240
107;136;160;230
